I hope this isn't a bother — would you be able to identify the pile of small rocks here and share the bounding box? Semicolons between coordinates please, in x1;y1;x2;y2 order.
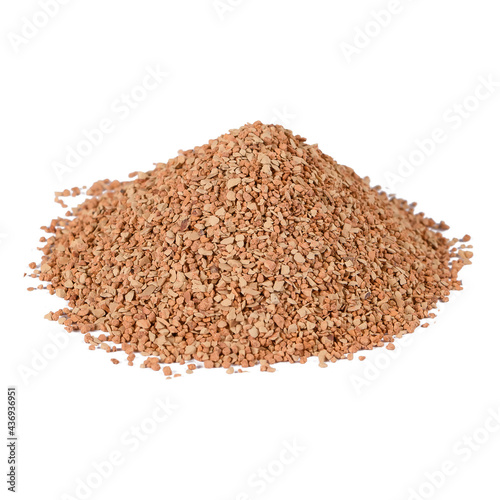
30;122;472;374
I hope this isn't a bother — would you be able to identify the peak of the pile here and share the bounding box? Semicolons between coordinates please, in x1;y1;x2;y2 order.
173;121;309;159
150;120;340;193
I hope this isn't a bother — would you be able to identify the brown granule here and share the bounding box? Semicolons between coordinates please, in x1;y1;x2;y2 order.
31;122;471;374
54;196;68;208
110;358;119;364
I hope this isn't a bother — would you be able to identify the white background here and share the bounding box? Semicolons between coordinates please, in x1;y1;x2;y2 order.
1;1;499;499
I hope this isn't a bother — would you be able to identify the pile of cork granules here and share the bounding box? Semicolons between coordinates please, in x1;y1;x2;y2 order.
28;122;472;376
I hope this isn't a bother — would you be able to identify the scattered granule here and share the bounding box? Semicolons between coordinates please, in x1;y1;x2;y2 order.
30;121;472;375
186;369;194;374
318;350;328;368
144;356;161;371
174;374;181;378
386;343;395;351
110;358;119;364
187;364;196;370
226;367;234;374
359;356;366;361
54;196;68;208
163;366;172;376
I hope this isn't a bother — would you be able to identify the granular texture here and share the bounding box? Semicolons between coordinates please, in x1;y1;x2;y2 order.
31;122;472;372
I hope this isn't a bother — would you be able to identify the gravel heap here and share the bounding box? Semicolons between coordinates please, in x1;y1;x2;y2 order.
31;122;472;373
